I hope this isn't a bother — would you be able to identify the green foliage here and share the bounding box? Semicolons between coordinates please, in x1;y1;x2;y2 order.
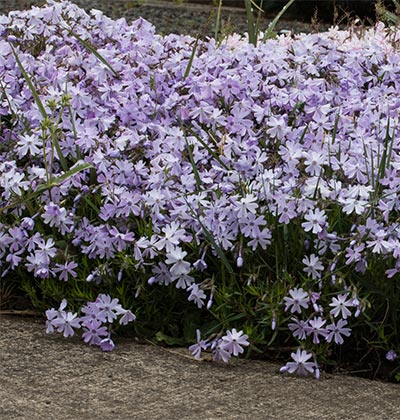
376;0;400;25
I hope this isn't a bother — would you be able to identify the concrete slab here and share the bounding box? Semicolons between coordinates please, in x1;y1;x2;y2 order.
1;315;399;419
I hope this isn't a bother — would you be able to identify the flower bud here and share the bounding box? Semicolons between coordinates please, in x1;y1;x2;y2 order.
236;256;243;268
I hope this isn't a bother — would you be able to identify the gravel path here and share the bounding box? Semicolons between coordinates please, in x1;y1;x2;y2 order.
1;0;337;38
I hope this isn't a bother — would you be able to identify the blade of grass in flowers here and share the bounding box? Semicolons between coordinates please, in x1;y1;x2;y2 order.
10;46;47;119
183;125;229;170
371;117;395;206
184;34;200;80
331;110;340;145
362;138;372;185
378;117;394;179
0;162;94;214
50;162;93;185
263;0;297;40
244;0;257;46
67;105;82;160
63;78;82;160
35;162;98;214
287;100;305;126
11;46;69;172
297;122;309;144
0;79;18;121
49;120;69;172
66;28;121;80
254;0;265;42
184;198;233;274
30;163;94;200
214;0;223;42
184;136;202;190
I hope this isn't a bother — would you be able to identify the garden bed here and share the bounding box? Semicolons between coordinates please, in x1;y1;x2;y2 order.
1;0;400;382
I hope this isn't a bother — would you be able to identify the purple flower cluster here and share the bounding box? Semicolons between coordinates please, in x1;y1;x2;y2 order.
46;294;135;350
188;328;249;362
281;287;358;377
0;1;400;361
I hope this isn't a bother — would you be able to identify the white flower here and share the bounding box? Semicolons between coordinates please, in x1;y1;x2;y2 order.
165;247;191;276
284;288;309;314
329;293;354;319
17;134;41;158
280;348;315;376
302;254;324;279
301;208;327;234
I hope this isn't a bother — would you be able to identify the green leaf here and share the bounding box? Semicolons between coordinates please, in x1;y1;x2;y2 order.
244;0;257;46
11;46;70;171
214;0;223;42
2;162;94;212
263;0;297;41
184;137;202;190
50;126;69;172
53;161;93;184
184;34;200;80
183;125;229;170
66;28;121;80
10;45;47;119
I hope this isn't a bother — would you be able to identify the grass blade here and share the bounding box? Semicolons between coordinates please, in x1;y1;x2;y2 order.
10;45;47;119
11;45;69;171
184;137;202;190
263;0;296;41
184;34;200;80
244;0;257;46
66;28;121;80
214;0;223;42
183;125;230;170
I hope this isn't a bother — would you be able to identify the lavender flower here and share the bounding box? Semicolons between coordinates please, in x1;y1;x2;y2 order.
221;328;250;356
329;293;354;320
52;311;81;338
100;337;115;352
325;319;352;345
188;329;209;359
386;350;397;362
212;339;232;363
187;284;207;308
288;317;309;340
284;288;310;314
95;294;124;323
302;209;327;234
302;254;324;280
53;261;78;282
304;316;328;344
280;348;315;376
82;319;109;346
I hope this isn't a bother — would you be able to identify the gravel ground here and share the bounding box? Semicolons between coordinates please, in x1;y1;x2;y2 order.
1;0;339;38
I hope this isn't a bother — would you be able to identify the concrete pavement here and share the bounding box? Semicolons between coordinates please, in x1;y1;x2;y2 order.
1;315;399;420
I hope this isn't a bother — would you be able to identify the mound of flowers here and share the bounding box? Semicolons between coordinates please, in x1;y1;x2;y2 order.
1;0;400;378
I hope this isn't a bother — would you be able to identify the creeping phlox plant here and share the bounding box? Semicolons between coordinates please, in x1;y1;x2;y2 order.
279;287;358;378
1;0;400;379
46;294;136;351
